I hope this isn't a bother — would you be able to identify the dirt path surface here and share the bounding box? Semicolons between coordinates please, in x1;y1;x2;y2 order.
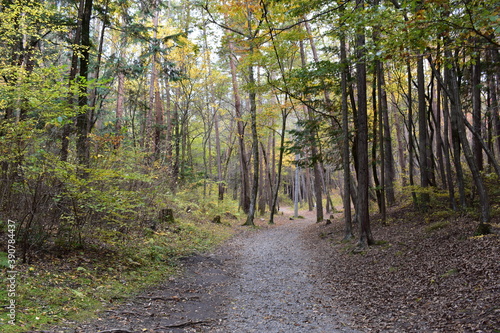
212;212;356;333
49;209;357;333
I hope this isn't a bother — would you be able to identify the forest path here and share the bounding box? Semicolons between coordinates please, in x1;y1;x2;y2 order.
211;208;357;333
56;208;357;333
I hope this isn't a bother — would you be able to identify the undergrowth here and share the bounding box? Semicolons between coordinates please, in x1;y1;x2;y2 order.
0;190;239;333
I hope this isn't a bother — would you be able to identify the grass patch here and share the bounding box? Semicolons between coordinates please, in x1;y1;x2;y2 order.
0;218;234;332
425;220;450;232
440;268;458;278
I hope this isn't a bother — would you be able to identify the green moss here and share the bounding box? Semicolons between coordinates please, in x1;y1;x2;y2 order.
440;268;458;278
425;220;450;232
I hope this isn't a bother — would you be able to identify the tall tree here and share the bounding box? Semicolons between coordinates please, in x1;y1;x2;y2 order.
355;0;373;248
340;32;353;239
76;0;93;168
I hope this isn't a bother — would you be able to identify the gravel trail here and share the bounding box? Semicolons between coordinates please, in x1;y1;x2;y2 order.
214;215;357;333
52;211;357;332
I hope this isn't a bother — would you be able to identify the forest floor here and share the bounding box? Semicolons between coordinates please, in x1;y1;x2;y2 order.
40;205;499;332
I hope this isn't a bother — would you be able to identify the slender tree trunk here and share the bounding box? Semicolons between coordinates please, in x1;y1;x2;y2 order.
443;54;467;208
447;54;490;223
76;0;93;168
228;41;250;213
377;61;387;221
294;162;300;218
371;71;383;214
243;59;259;226
378;62;396;206
488;48;500;159
269;99;288;224
299;40;323;222
355;0;373;248
149;5;163;159
88;1;108;132
433;67;447;190
340;34;353;239
172;88;180;183
62;0;85;162
394;105;407;186
407;58;418;205
417;54;430;208
442;84;457;210
472;47;483;171
258;144;266;215
214;109;224;201
116;70;125;136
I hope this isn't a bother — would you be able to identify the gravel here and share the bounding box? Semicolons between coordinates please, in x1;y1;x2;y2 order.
48;212;358;332
213;218;358;333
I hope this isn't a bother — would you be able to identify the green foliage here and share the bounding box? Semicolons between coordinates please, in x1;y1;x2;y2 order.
425;220;450;233
0;198;234;332
0;251;9;268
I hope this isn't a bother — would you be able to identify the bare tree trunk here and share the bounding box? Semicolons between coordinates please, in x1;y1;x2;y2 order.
417;54;430;208
378;62;396;206
443;56;467;208
258;145;266;215
228;41;250;213
490;48;500;159
243;58;259;226
447;54;490;223
299;40;323;222
442;86;457;210
356;0;373;248
472;47;483;171
305;168;313;211
371;72;383;215
61;0;85;162
340;34;353;239
433;66;447;190
294;163;300;218
214;110;224;201
407;58;418;206
76;0;93;168
393;101;407;186
116;70;125;136
269;99;289;224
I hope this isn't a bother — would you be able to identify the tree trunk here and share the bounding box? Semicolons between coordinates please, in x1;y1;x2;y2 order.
355;0;373;248
228;40;250;213
371;71;384;215
443;55;467;208
269;99;289;224
417;54;430;208
214;109;224;201
433;66;447;190
116;70;125;137
472;48;483;171
489;48;500;159
76;0;93;168
299;40;323;222
340;34;353;239
62;0;85;162
378;62;396;206
407;58;418;206
447;54;490;223
437;61;458;211
243;60;259;226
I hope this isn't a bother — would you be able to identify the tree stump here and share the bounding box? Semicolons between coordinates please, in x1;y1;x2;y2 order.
212;215;221;224
159;208;175;224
